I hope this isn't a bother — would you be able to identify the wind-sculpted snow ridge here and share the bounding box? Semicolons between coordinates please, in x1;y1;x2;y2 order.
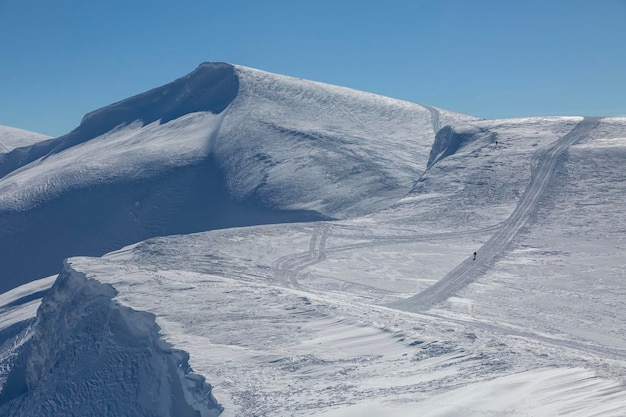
1;62;469;292
426;124;495;169
0;63;238;180
0;261;222;417
0;62;239;206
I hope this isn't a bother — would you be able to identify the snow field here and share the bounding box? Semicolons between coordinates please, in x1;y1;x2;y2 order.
1;64;626;416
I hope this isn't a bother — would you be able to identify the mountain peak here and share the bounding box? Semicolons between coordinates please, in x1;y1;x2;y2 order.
0;62;454;292
63;62;239;151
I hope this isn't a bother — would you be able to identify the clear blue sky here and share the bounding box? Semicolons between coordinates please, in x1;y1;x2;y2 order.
1;0;625;137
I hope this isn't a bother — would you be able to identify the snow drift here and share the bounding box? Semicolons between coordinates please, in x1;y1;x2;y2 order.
0;262;222;417
0;125;51;155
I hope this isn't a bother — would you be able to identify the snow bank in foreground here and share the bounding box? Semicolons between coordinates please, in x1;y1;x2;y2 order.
0;263;222;417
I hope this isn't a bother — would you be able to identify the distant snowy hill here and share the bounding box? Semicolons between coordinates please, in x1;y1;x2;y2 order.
0;125;51;154
1;63;626;416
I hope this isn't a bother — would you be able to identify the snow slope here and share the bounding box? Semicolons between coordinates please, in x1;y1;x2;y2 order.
216;66;473;218
1;63;626;416
0;125;51;154
0;62;468;293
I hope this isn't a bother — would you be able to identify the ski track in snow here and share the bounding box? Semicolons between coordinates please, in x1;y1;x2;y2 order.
271;222;503;292
272;223;329;289
420;104;441;135
392;117;603;312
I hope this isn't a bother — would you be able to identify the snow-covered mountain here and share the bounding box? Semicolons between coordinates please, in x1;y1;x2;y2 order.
0;62;475;294
1;63;625;416
0;125;51;154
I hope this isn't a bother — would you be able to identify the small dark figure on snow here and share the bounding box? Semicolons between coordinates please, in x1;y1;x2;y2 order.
473;251;477;261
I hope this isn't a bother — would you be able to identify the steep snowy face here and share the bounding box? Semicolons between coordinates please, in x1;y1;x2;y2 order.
0;62;239;208
0;63;238;180
57;62;239;153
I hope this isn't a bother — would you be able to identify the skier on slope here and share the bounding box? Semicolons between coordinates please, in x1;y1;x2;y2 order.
473;251;477;261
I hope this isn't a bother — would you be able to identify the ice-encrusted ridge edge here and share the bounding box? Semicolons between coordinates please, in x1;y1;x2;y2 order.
22;261;223;417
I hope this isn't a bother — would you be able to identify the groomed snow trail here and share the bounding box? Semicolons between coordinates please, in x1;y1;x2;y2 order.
420;104;440;134
271;222;502;291
392;117;602;312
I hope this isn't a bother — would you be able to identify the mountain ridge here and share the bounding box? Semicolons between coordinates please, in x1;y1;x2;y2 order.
0;62;462;293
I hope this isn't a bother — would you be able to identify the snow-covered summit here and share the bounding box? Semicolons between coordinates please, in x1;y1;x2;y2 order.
0;62;473;293
61;62;239;153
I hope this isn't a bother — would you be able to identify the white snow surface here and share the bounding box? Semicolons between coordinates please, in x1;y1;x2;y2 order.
1;63;626;416
0;62;475;293
0;125;51;154
0;64;468;216
0;113;224;211
218;65;475;217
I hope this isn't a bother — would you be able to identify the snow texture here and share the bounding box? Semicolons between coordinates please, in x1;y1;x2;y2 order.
0;125;51;154
1;63;626;416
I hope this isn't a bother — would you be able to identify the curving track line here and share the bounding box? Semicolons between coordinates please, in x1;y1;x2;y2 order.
272;223;329;289
420;104;441;135
391;117;602;312
271;222;503;290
